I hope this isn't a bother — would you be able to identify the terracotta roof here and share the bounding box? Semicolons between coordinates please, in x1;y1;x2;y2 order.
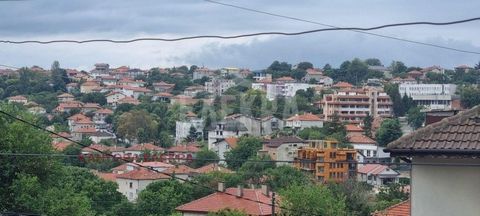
176;188;273;215
347;134;376;144
224;137;238;148
333;82;354;88
373;199;410;216
93;171;117;182
263;136;304;148
95;108;113;114
51;132;73;138
106;91;125;97
112;163;129;172
407;70;423;75
155;92;173;97
165;165;196;174
116;168;170;180
194;163;233;174
126;143;164;152
357;164;394;175
345;124;364;132
52;141;72;151
186;111;197;118
82;81;99;86
153;81;175;87
286;113;322;121
82;103;101;109
118;97;140;105
276;76;295;82
68;113;89;120
8;95;27;100
75;118;94;124
167;145;201;153
386;106;480;156
57;93;74;98
74;127;96;133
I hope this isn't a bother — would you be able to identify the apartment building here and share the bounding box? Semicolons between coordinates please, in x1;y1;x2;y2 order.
294;140;357;183
398;83;458;110
265;82;312;100
319;88;393;123
205;78;235;96
175;112;204;143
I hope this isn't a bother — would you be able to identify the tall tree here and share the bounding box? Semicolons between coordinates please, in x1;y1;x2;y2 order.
116;110;158;143
363;113;373;138
51;61;68;92
190;149;219;168
365;58;382;66
375;119;403;147
296;62;314;70
389;61;407;76
225;136;263;170
407;106;425;130
460;85;480;108
137;180;194;216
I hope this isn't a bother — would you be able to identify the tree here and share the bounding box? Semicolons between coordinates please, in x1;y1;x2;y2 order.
225;136;263;170
186;125;198;142
158;131;174;148
375;119;403;147
296;62;314;70
327;180;372;216
265;166;313;191
374;183;409;211
459;85;480;108
475;61;480;70
51;61;68;92
384;83;405;116
137;180;194;216
190;149;219;168
280;184;347;216
238;155;275;185
389;61;407;76
365;58;382;66
81;92;107;105
363;113;373;138
116;110;158;143
407;106;424;129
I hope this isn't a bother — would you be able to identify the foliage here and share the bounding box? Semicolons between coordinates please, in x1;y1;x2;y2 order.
459;85;480;108
279;184;347;216
327;180;373;216
225;136;263;170
407;106;425;129
116;109;158;143
384;83;408;116
137;180;194;216
296;62;314;70
190;149;219;168
81;92;107;105
373;183;409;211
51;61;69;92
363;113;373;138
389;61;407;76
365;58;382;66
375;119;403;147
238;155;275;185
265;166;313;191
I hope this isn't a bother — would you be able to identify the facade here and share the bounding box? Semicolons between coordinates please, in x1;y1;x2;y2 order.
398;84;458;111
80;81;100;93
116;168;170;202
57;93;75;102
175;114;204;143
294;140;357;182
205;78;235;96
8;95;28;104
319;88;393;123
193;67;216;80
211;137;237;160
285;113;323;130
386;106;480;216
260;136;308;166
153;81;175;93
207;119;248;149
225;114;283;136
265;82;312;100
357;164;400;187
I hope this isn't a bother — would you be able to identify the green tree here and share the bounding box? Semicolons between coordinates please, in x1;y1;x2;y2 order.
375;119;403;147
365;58;382;66
51;61;68;92
137;180;194;216
407;106;425;129
390;61;407;76
363;113;373;138
280;184;347;216
384;83;405;116
190;149;219;168
460;85;480;108
296;62;314;70
158;131;174;148
374;183;409;211
208;208;247;216
116;110;158;143
81;92;107;105
225;136;263;170
265;166;313;191
187;125;198;142
238;155;275;185
327;180;373;216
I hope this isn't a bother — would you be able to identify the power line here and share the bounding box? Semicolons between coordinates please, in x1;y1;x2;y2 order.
204;0;480;55
0;17;479;48
0;109;288;213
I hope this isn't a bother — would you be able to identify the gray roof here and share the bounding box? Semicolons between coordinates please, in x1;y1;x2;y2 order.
263;136;304;148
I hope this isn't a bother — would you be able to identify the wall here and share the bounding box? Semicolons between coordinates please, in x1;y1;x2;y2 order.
411;157;480;216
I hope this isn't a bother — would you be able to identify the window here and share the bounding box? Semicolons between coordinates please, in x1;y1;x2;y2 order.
129;182;133;188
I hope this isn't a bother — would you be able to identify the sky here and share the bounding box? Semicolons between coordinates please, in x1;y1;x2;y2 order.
0;0;479;71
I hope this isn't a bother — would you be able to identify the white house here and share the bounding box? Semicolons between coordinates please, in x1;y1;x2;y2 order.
116;168;170;202
357;164;400;187
211;137;238;161
205;78;235;96
385;106;480;216
285;113;323;130
260;136;308;166
207;119;248;150
106;91;127;107
265;83;312;100
225;114;284;137
399;83;457;110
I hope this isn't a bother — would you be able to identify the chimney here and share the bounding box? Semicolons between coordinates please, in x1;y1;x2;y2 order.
236;185;243;197
218;182;225;192
261;185;270;197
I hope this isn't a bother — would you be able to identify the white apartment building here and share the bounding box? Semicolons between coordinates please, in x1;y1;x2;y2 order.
265;83;312;100
175;118;204;143
399;84;457;110
207;119;248;150
205;78;235;96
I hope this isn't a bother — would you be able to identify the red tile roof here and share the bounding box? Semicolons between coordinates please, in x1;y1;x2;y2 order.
276;76;294;82
74;127;96;133
8;95;27;100
167;145;201;153
333;82;353;88
357;164;392;175
57;93;74;98
118;97;140;105
82;81;100;86
224;137;238;148
68;113;89;120
347;134;376;144
286;113;322;121
93;171;117;182
345;124;364;132
126;143;164;152
373;199;410;216
194;163;233;174
165;165;196;174
116;168;170;180
176;188;273;215
95;108;113;114
52;141;72;151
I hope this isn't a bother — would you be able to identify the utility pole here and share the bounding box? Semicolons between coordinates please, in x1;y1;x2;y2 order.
271;192;276;216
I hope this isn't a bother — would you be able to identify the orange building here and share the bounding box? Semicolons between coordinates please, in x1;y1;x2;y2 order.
294;140;357;183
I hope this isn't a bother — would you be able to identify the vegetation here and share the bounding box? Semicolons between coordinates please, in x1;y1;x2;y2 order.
375;118;403;147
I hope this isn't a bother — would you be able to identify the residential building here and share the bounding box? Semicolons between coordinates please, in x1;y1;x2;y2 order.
170;95;198;106
225;114;283;136
357;164;400;187
152;92;173;103
89;131;116;143
100;76;117;86
57;93;75;102
7;95;28;104
391;77;417;85
398;83;458;110
54;101;83;113
28;106;46;114
117;96;140;106
93;108;113;129
118;78;145;88
124;143;164;156
332;81;354;89
90;63;110;78
183;85;205;97
348;134;378;161
303;69;333;86
205;78;235;96
165;144;200;163
80;81;100;93
385;106;480;216
106;91;127;107
220;67;241;77
207;119;248;149
265;82;312;100
116;168;170;202
193;67;216;80
81;103;101;113
285;113;323;130
422;65;444;74
193;163;233;175
252;71;269;81
153;81;175;93
294;140;357;182
175;112;204;143
372;199;410;216
212;137;238;160
176;184;275;216
319;88;393;123
260;136;308;166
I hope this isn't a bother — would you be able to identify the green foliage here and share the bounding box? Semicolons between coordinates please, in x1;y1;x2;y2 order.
363;113;373;138
51;61;69;92
384;83;405;116
365;58;382;66
266;61;292;79
296;62;314;70
265;166;313;191
425;72;449;84
116;109;158;143
137;180;194;216
459;85;480;108
280;184;347;216
190;149;219;168
375;119;403;147
327;180;373;216
225;136;263;170
374;183;409;211
81;92;107;105
407;106;425;129
207;208;247;216
389;61;407;76
238;155;275;185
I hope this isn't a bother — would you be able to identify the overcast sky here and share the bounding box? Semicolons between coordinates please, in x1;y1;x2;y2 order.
0;0;479;71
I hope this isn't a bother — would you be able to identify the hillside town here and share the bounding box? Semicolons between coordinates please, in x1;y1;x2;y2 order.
2;59;480;216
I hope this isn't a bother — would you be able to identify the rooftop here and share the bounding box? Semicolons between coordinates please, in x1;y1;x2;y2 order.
116;168;170;180
263;136;304;148
373;199;410;216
